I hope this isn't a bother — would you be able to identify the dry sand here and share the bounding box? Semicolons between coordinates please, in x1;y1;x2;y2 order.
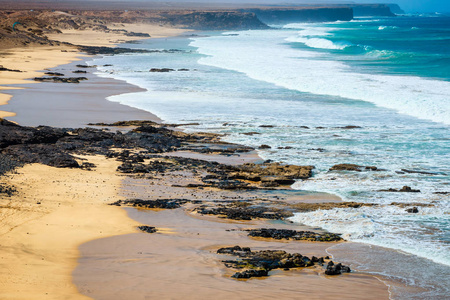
0;155;140;299
46;23;191;47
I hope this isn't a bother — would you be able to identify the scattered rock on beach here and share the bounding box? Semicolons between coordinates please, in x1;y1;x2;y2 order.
137;226;157;233
33;76;88;83
217;246;350;279
44;72;64;76
245;228;342;242
0;66;22;72
0;183;17;196
76;64;96;68
195;202;292;221
325;261;351;275
111;199;190;209
232;269;269;278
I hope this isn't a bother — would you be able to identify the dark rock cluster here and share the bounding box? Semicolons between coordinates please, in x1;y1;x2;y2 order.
44;72;64;76
0;153;23;175
110;199;190;209
0;66;22;72
379;186;420;193
149;68;175;72
217;246;350;279
325;261;351;275
77;46;151;55
33;76;88;83
195;203;291;221
246;228;342;242
219;162;314;187
329;163;378;172
0;183;17;196
406;207;419;213
0;119;191;170
137;225;157;233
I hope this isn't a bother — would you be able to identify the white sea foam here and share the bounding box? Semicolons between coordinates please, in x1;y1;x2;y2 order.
285;36;352;50
378;25;399;30
288;206;450;266
190;30;450;125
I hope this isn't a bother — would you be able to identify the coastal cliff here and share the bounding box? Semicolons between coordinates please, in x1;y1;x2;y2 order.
245;8;353;24
160;11;269;30
344;4;397;17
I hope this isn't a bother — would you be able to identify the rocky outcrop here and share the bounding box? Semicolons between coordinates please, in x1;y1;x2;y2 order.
329;163;378;172
290;202;374;212
325;261;351;275
111;199;190;209
77;46;155;55
217;246;350;279
0;66;22;72
195;201;292;221
149;68;175;72
137;226;157;233
33;76;88;83
225;162;314;180
406;207;419;213
246;8;353;24
246;228;342;242
379;186;421;193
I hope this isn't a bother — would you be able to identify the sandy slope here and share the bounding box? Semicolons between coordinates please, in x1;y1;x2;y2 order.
0;155;140;299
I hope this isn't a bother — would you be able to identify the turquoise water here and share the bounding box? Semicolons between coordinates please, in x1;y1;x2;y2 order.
91;15;450;299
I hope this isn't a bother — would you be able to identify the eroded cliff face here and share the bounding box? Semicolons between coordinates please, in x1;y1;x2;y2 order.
388;4;405;15
245;8;353;25
161;11;269;30
346;4;396;17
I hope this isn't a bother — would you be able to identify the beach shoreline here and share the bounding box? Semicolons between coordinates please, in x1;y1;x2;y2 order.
0;17;395;300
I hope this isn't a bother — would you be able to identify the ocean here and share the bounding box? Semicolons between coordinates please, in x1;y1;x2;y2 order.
90;14;450;299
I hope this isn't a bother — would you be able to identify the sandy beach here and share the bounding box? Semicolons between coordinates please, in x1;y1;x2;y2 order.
0;155;140;299
0;8;396;300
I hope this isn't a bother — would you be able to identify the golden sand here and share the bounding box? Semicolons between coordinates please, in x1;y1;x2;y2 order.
0;155;140;299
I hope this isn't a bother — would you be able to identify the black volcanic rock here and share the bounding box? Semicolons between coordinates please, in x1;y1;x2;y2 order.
246;228;342;242
34;76;88;83
218;246;351;279
137;226;157;233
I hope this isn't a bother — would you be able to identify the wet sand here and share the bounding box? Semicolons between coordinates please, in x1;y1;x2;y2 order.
2;59;159;128
72;151;390;299
74;208;390;300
